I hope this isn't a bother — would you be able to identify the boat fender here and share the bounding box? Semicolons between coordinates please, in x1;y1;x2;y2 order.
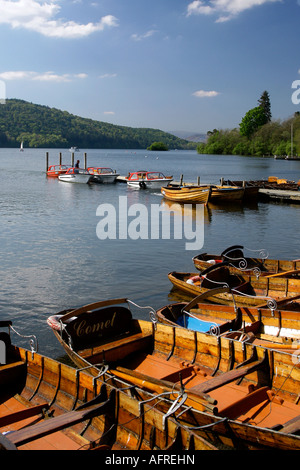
47;315;75;330
187;275;204;285
139;181;146;189
207;259;222;264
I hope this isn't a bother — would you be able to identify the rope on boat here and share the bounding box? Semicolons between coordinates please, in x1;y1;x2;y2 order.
58;319;74;349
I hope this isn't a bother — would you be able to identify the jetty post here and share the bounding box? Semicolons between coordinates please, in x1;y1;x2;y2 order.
46;152;49;171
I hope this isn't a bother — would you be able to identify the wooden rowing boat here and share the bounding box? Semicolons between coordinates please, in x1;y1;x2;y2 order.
168;262;300;308
161;185;211;203
156;288;300;342
47;299;300;450
0;320;216;451
193;245;300;277
209;185;244;202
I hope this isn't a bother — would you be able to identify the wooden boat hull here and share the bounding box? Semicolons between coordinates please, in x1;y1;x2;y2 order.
193;245;300;276
0;325;216;450
161;186;211;203
47;299;300;450
168;264;300;307
156;294;300;342
209;186;244;202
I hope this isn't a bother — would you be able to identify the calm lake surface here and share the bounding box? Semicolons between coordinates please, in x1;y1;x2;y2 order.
0;147;299;359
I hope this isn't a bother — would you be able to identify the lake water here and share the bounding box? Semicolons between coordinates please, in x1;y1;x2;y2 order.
0;147;299;360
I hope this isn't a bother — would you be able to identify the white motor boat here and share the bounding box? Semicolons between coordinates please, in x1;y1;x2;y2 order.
126;171;173;189
58;167;92;184
87;167;120;183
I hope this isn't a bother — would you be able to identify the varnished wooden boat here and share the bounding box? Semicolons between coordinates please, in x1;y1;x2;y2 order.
156;288;300;343
47;299;300;450
161;185;211;203
193;245;300;277
209;185;244;202
168;262;300;308
0;320;216;451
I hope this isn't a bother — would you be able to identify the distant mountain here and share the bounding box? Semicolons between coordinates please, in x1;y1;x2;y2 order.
169;130;207;142
0;99;197;150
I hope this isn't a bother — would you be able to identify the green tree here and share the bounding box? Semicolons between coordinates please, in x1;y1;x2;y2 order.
239;106;268;139
147;142;168;151
258;90;272;123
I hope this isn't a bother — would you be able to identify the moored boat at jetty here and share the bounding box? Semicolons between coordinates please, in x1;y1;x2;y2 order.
0;320;215;451
168;262;300;307
126;171;173;189
161;185;211;204
58;167;92;184
161;184;244;204
87;167;119;183
193;245;300;277
209;185;245;202
47;298;300;450
46;164;70;178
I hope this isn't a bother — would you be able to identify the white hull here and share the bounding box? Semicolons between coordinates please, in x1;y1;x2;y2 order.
59;174;91;184
91;173;119;183
127;179;172;189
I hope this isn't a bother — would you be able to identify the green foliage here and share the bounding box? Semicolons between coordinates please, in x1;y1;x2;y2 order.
239;106;268;138
0;99;194;150
147;142;169;151
197;114;300;157
258;91;272;123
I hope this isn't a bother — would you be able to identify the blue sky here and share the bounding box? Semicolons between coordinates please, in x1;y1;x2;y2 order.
0;0;299;134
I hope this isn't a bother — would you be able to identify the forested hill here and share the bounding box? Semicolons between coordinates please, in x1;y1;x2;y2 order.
0;99;195;149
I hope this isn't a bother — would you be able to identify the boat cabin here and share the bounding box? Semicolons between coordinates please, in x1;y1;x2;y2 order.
65;167;90;175
88;167;116;175
127;171;167;181
47;165;69;177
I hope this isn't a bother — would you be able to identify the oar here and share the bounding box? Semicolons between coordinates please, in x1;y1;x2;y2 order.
111;366;218;413
264;269;300;278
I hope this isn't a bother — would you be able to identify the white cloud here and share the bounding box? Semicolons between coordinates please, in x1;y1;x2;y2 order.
103;111;115;115
187;0;281;22
0;71;88;82
99;73;117;79
131;29;158;41
192;90;220;98
0;0;118;38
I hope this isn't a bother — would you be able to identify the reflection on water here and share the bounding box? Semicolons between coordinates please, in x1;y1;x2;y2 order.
0;148;299;359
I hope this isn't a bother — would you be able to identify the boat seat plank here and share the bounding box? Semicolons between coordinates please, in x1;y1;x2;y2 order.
0;361;25;373
278;415;300;435
189;359;264;396
0;402;49;428
81;331;153;362
8;397;112;447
